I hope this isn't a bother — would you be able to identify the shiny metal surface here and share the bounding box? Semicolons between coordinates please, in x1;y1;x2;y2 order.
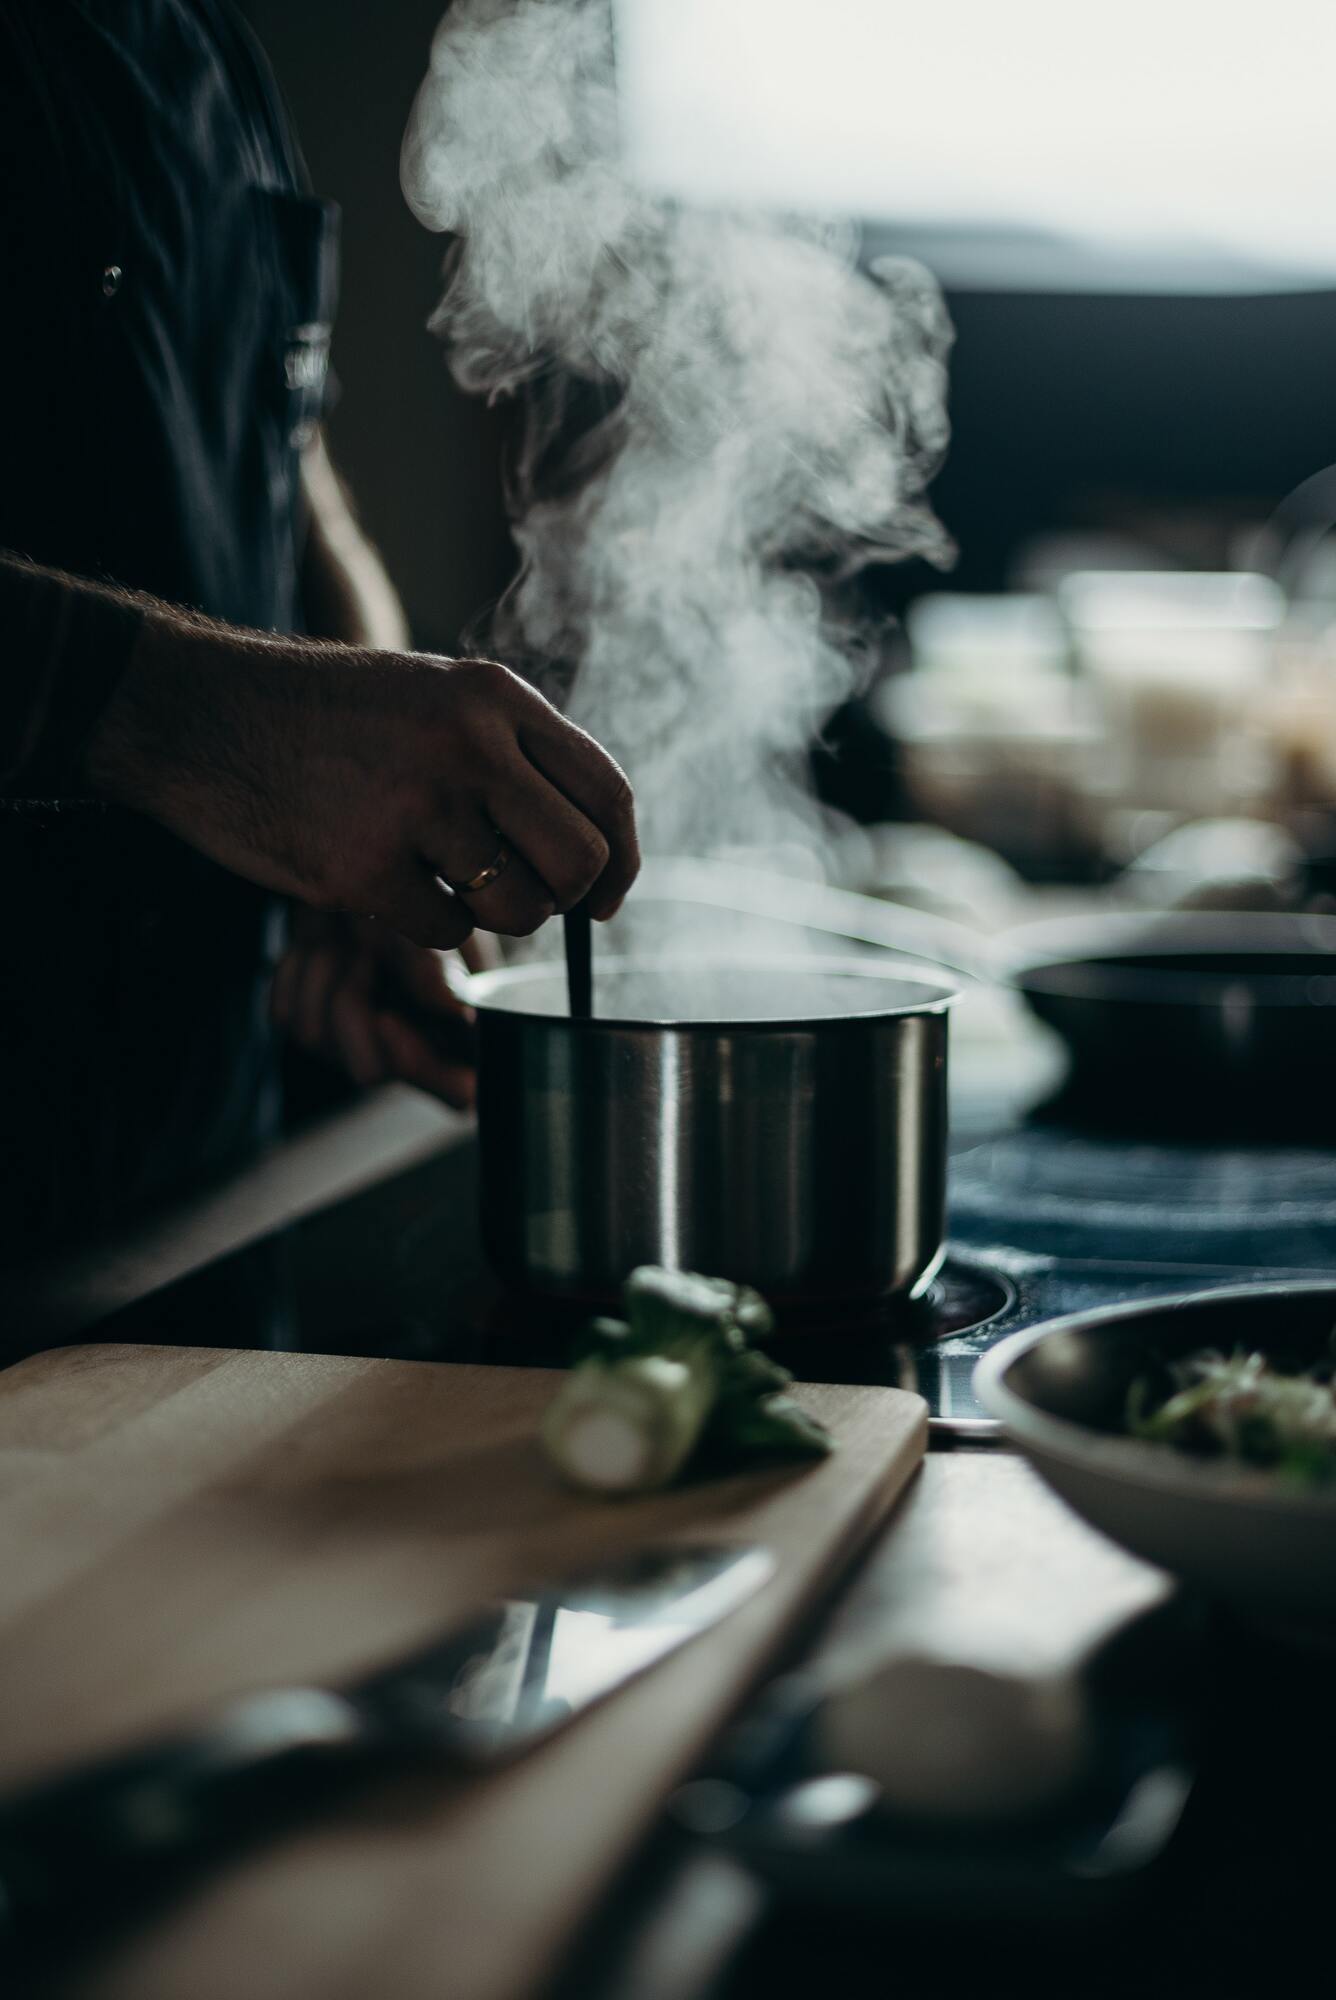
0;1544;773;1948
471;957;954;1308
360;1542;776;1762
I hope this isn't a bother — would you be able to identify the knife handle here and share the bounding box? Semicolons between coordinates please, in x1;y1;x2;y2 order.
0;1688;369;1946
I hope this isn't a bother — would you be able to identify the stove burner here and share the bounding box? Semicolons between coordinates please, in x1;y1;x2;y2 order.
917;1263;1017;1339
762;1261;1016;1387
764;1262;1014;1345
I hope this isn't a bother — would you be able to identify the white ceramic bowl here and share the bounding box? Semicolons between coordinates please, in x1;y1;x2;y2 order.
975;1283;1336;1632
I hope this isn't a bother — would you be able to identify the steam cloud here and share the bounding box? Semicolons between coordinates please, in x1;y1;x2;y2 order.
402;0;954;860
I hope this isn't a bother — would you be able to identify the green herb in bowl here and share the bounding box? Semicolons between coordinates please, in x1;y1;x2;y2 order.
1129;1346;1336;1485
541;1266;833;1497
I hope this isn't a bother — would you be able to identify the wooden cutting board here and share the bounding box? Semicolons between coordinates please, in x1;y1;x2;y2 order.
0;1344;923;2000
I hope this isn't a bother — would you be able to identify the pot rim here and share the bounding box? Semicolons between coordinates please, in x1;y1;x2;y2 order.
465;953;959;1031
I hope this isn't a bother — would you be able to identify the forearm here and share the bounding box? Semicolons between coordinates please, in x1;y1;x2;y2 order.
83;606;326;896
0;552;146;797
300;432;410;651
10;553;636;951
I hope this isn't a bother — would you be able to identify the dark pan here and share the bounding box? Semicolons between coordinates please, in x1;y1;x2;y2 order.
1001;911;1336;1139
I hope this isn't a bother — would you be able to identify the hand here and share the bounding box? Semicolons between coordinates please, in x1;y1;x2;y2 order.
85;618;639;950
271;909;490;1108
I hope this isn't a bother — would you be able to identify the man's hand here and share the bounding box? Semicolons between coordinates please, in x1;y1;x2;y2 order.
272;909;486;1108
84;614;639;950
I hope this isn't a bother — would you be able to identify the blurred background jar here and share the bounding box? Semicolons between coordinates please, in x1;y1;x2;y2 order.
1057;572;1284;858
878;593;1103;882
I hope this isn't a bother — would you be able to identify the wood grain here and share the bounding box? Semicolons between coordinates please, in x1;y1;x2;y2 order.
0;1344;925;2000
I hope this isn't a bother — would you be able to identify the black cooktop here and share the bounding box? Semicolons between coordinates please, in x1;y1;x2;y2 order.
89;1110;1336;1439
356;1119;1336;1435
922;1126;1336;1429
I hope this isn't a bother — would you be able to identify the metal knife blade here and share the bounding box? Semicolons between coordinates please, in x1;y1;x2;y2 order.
358;1541;776;1762
0;1542;774;1952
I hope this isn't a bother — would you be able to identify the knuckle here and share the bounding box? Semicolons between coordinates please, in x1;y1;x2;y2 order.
575;818;612;870
485;890;553;939
553;824;609;904
592;762;636;833
451;656;518;710
605;765;635;817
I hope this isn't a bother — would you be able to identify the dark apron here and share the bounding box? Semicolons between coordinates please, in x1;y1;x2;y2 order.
0;0;339;1263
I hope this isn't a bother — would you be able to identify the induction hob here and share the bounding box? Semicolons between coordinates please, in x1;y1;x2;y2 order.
81;1109;1336;1440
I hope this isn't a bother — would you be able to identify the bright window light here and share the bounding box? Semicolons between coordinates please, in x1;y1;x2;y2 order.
615;0;1336;280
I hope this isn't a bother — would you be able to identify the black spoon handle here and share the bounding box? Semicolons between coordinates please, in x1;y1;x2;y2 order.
564;902;593;1018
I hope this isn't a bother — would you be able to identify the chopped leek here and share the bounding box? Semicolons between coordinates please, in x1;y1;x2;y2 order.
541;1266;833;1497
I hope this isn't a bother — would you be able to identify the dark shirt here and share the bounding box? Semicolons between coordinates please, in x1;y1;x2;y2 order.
0;0;339;1260
0;556;144;795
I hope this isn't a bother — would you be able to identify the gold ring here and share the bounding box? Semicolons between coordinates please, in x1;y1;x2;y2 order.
447;840;512;897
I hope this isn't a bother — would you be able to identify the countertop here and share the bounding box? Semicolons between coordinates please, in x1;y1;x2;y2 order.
3;1084;1329;2000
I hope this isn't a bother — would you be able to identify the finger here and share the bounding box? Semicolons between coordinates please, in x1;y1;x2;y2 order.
519;717;639;920
328;961;387;1088
289;906;340;952
374;863;477;952
386;937;476;1021
460;930;499;974
377;1010;477;1110
294;943;345;1053
487;769;610;915
419;810;555;939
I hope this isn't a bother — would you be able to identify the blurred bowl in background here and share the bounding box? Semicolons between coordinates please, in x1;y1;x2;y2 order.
1000;909;1336;1139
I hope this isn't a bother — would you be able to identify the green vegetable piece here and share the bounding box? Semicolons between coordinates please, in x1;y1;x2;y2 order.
623;1267;775;1351
708;1391;834;1462
623;1267;738;1352
540;1266;836;1499
718;1346;793;1400
729;1285;776;1341
541;1352;715;1497
572;1316;632;1364
1128;1341;1336;1484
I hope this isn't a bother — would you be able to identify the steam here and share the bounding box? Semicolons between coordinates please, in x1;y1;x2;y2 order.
402;0;954;860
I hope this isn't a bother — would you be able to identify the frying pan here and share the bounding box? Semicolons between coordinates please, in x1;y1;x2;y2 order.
1000;910;1336;1137
975;1283;1336;1634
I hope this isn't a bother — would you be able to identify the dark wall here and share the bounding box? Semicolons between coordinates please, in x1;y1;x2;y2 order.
925;283;1336;593
239;6;1336;646
241;0;514;651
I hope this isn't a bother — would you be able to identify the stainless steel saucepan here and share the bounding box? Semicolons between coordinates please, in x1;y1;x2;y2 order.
469;958;956;1311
